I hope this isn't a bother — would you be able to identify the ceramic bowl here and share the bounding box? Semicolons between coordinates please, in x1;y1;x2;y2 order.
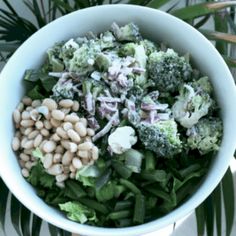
0;5;236;236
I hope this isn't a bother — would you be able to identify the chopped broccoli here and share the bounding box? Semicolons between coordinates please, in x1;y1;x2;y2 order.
111;22;141;42
82;79;104;115
137;120;182;157
98;31;116;49
69;42;101;75
60;39;79;69
172;77;213;128
147;49;192;93
140;39;158;56
95;53;111;72
47;43;64;72
186;118;223;154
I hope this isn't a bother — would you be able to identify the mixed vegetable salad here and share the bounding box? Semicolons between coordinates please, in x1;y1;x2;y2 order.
12;22;223;227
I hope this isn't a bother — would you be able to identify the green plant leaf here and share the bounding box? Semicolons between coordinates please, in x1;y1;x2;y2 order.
10;194;22;236
212;183;222;236
31;214;42;236
195;202;205;236
222;55;236;68
0;178;9;233
203;195;214;236
146;0;172;9
222;168;235;236
48;223;59;236
172;2;236;20
214;12;228;54
20;205;31;236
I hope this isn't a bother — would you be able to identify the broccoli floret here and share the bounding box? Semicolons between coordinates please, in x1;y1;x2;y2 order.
69;42;101;75
82;79;103;115
95;53;111;72
111;22;141;42
60;39;79;69
172;77;213;128
186;118;223;154
99;31;116;50
140;39;158;56
137;120;182;157
47;43;64;72
147;49;192;93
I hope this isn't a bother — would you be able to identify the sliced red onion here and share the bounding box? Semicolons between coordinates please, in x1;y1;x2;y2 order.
97;97;121;103
92;111;119;142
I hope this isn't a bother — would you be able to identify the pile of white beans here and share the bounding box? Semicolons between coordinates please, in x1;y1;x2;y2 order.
12;97;99;187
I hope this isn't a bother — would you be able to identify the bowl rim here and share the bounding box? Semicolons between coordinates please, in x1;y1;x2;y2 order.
0;4;236;236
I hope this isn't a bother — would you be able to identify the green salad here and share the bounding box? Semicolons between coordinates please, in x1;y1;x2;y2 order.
12;22;223;227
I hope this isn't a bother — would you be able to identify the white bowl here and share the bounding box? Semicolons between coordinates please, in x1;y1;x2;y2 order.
0;5;236;236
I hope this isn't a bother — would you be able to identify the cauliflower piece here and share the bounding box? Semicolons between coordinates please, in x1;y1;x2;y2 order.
172;77;213;128
108;126;137;154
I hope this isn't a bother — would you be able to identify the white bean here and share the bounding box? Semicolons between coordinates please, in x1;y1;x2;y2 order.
41;128;49;137
67;129;81;143
28;130;39;139
43;140;56;153
75;122;87;137
63;122;73;131
56;174;68;183
78;142;93;150
12;137;20;151
17;102;24;112
42;98;57;110
92;146;99;160
79;118;88;127
72;101;80;112
23;140;34;149
59;99;73;108
50;118;61;128
43;153;53;169
62;150;73;165
22;168;29;177
69;164;76;173
21;137;28;148
20;153;30;162
21;111;30;120
35;120;44;129
56;127;68;139
47;164;63;175
13;109;21;124
34;134;43;147
44;120;52;130
64;114;79;123
72;158;82;169
51;109;65;121
69;172;76;179
22;97;32;106
24;127;32;136
53;153;62;163
78;150;89;159
51;133;61;142
55;145;64;154
87;128;95;136
20;120;34;127
81;158;90;165
25;161;33;170
24;148;33;155
32;100;41;107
